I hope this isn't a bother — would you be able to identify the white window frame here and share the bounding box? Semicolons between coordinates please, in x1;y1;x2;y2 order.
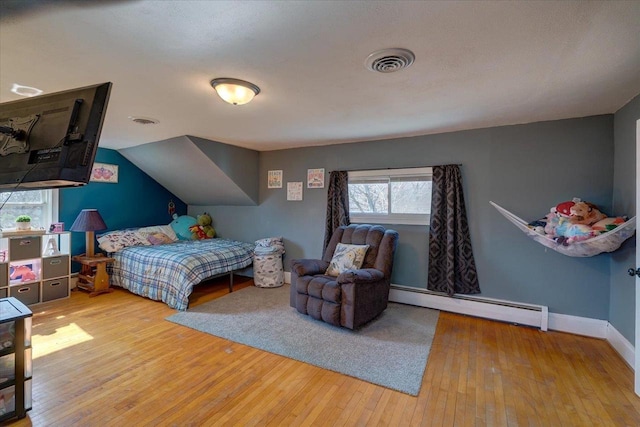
0;189;58;230
348;167;432;226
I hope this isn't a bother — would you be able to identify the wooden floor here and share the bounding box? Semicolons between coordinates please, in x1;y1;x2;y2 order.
5;277;640;426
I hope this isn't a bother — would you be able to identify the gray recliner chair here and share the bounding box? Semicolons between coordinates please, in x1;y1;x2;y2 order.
290;224;399;330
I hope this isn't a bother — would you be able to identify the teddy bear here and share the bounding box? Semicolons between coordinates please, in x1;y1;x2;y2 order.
189;212;216;240
197;212;216;238
569;201;607;226
543;198;582;236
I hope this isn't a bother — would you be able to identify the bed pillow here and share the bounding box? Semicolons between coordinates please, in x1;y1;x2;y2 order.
147;232;175;245
325;243;369;276
138;224;178;241
97;230;149;253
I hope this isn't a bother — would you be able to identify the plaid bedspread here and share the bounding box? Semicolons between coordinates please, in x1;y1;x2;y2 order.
110;239;254;310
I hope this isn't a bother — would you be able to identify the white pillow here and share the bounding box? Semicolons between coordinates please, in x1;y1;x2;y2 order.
97;230;148;253
325;243;369;276
138;224;178;241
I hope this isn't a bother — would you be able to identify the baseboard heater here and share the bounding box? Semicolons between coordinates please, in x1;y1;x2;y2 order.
389;284;549;331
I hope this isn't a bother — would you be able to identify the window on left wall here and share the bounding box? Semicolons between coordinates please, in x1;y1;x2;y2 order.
0;189;58;230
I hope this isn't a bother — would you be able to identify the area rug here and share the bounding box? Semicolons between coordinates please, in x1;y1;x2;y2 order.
166;285;439;395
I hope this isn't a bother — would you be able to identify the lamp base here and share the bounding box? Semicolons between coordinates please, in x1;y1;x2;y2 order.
85;231;96;258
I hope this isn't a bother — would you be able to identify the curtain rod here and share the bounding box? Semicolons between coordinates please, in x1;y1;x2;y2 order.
328;164;462;173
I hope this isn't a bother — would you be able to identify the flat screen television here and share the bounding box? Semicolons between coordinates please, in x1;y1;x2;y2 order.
0;82;112;190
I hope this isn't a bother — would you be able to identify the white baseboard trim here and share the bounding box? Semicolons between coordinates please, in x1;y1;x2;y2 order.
606;323;635;369
548;313;608;339
389;285;548;330
389;285;635;369
285;275;635;369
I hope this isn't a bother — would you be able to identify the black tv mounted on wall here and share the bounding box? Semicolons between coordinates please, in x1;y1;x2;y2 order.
0;82;112;190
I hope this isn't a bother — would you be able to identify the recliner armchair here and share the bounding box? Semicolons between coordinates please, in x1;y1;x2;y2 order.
290;224;399;329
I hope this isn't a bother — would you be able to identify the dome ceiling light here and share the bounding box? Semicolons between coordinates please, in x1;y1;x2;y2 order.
210;78;260;106
128;116;159;125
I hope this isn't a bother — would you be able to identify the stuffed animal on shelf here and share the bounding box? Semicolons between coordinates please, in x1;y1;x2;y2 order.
569;201;607;226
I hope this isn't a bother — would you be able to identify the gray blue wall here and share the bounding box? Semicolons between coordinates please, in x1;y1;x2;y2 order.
610;94;639;343
195;115;617;320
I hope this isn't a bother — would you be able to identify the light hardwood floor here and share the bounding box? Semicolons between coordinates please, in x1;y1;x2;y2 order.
5;277;640;426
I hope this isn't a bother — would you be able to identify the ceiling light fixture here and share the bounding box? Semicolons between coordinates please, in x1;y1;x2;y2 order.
210;78;260;106
11;83;43;97
128;116;159;125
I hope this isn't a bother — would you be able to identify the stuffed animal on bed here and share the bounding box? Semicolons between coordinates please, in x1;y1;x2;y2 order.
169;214;198;240
197;212;216;238
188;213;216;240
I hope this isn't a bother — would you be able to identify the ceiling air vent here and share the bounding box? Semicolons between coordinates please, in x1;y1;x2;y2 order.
128;116;159;125
365;48;415;73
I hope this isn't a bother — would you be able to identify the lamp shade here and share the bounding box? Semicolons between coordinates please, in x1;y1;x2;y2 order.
210;78;260;105
70;209;107;232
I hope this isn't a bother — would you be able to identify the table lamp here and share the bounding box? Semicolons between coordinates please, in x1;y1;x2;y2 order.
70;209;107;257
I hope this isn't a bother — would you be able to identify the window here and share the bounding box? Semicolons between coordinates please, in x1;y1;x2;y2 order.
0;189;58;230
348;167;432;225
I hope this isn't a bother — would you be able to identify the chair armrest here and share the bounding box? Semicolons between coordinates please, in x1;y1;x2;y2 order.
337;268;384;285
291;259;330;276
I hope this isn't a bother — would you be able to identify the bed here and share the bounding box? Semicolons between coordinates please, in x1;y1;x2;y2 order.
104;231;254;310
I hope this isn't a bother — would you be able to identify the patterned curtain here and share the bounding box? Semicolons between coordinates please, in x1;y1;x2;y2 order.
428;164;480;296
324;171;350;252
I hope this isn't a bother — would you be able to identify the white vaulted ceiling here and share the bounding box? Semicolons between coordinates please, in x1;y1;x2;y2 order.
1;0;639;152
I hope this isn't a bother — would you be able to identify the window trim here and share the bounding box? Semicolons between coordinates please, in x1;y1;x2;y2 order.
0;189;58;230
348;167;432;226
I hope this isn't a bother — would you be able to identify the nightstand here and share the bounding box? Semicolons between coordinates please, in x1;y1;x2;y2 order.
72;254;115;297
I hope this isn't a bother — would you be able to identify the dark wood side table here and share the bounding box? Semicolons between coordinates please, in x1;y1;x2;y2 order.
72;254;115;297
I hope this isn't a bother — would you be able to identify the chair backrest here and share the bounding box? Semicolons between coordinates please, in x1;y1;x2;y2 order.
323;224;399;278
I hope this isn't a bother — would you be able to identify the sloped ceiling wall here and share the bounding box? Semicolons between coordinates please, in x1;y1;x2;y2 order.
119;136;259;206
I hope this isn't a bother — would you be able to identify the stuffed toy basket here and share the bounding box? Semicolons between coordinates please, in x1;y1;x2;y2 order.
491;201;636;257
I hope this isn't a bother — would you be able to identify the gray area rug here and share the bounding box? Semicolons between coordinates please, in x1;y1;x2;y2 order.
166;285;439;395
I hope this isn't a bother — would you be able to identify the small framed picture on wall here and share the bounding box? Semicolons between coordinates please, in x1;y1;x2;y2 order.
307;168;325;188
268;170;283;188
287;182;303;201
90;162;119;183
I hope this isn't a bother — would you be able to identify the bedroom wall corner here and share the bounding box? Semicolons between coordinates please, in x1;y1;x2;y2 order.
610;93;640;344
